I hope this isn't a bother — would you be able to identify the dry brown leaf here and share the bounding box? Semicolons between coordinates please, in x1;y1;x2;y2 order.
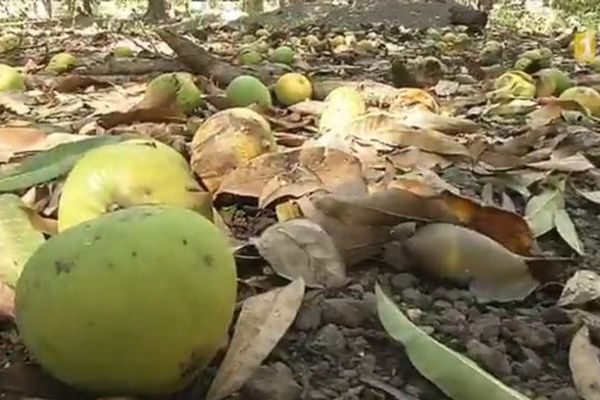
313;188;460;226
0;127;88;162
97;105;186;129
392;105;480;134
288;100;325;116
558;270;600;307
318;86;367;134
389;88;440;113
528;101;563;128
206;278;305;400
440;192;535;256
526;152;594;172
253;219;347;288
190;108;276;193
387;147;451;171
298;195;390;266
403;223;539;302
345;112;471;157
569;326;600;400
216;146;368;208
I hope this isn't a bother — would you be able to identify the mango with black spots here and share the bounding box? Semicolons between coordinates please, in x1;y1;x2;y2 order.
15;205;237;395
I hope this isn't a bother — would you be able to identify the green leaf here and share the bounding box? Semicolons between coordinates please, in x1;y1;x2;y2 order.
554;209;584;255
0;135;124;192
0;194;45;287
375;285;532;400
524;188;563;237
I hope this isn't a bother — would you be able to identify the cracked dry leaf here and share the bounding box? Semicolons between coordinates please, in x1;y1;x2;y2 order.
253;219;347;288
558;270;600;307
206;278;305;400
215;146;367;207
344;112;471;156
569;326;600;400
297;195;390;266
376;286;532;400
555;209;584;255
190;108;276;193
0;194;45;287
403;223;539;302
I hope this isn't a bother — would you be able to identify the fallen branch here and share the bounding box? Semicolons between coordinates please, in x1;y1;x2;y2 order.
156;28;276;88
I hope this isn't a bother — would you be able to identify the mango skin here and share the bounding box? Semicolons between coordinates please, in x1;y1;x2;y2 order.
16;205;237;395
58;139;212;232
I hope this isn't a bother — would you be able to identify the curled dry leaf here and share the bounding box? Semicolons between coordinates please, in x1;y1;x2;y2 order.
569;326;600;400
403;223;539;302
344;112;471;157
0;126;88;163
312;188;459;226
392;105;480;134
206;278;305;400
0;194;45;287
441;192;535;256
190;108;276;193
216;146;368;208
558;270;600;307
253;219;347;288
297;195;390;266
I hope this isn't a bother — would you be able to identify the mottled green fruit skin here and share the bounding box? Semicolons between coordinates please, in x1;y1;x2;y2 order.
112;46;134;58
58;139;212;231
239;50;262;65
146;72;203;115
46;52;77;74
225;75;272;108
16;205;237;395
270;46;295;65
0;64;25;92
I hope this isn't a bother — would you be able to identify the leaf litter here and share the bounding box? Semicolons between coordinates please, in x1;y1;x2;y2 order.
0;9;598;400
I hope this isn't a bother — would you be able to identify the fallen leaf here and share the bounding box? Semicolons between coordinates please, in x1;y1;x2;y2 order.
555;209;584;255
525;187;564;237
403;223;539;302
313;188;459;227
0;135;124;193
206;278;305;400
345;112;471;157
528;101;563;128
97;105;186;129
376;285;532;400
485;99;538;116
527;152;594;172
0;282;14;320
288;100;325;116
0;194;45;287
216;146;368;207
569;326;600;400
298;195;390;266
387;147;451;171
393;105;480;134
576;189;600;205
253;219;347;288
558;270;600;307
441;192;535;256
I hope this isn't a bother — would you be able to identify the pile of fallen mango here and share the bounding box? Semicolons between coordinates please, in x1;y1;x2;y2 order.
0;21;600;400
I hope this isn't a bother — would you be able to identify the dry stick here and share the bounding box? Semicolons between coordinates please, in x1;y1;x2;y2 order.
155;27;277;88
